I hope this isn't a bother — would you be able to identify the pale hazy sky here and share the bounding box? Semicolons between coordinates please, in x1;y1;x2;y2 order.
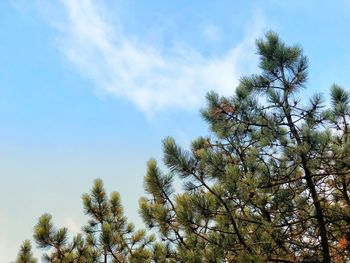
2;0;350;261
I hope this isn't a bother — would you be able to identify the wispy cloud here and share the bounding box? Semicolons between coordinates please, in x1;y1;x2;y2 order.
49;0;266;116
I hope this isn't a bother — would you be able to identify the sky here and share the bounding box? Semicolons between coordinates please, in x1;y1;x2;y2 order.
1;0;350;261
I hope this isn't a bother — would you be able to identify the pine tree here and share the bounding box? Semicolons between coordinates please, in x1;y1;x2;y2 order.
17;32;350;262
139;32;350;262
29;179;155;262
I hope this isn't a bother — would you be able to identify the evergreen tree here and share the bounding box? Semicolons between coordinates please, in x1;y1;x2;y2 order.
139;32;350;262
28;179;155;262
17;32;350;262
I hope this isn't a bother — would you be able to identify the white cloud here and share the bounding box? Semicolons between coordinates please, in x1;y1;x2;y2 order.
51;0;266;116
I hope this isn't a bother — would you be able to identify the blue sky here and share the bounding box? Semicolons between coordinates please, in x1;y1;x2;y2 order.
1;0;350;261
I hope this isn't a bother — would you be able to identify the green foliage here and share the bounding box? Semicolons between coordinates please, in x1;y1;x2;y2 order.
17;32;350;262
23;179;155;262
15;240;37;263
140;32;350;262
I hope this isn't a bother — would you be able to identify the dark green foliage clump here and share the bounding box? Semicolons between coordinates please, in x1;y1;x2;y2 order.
15;240;37;263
